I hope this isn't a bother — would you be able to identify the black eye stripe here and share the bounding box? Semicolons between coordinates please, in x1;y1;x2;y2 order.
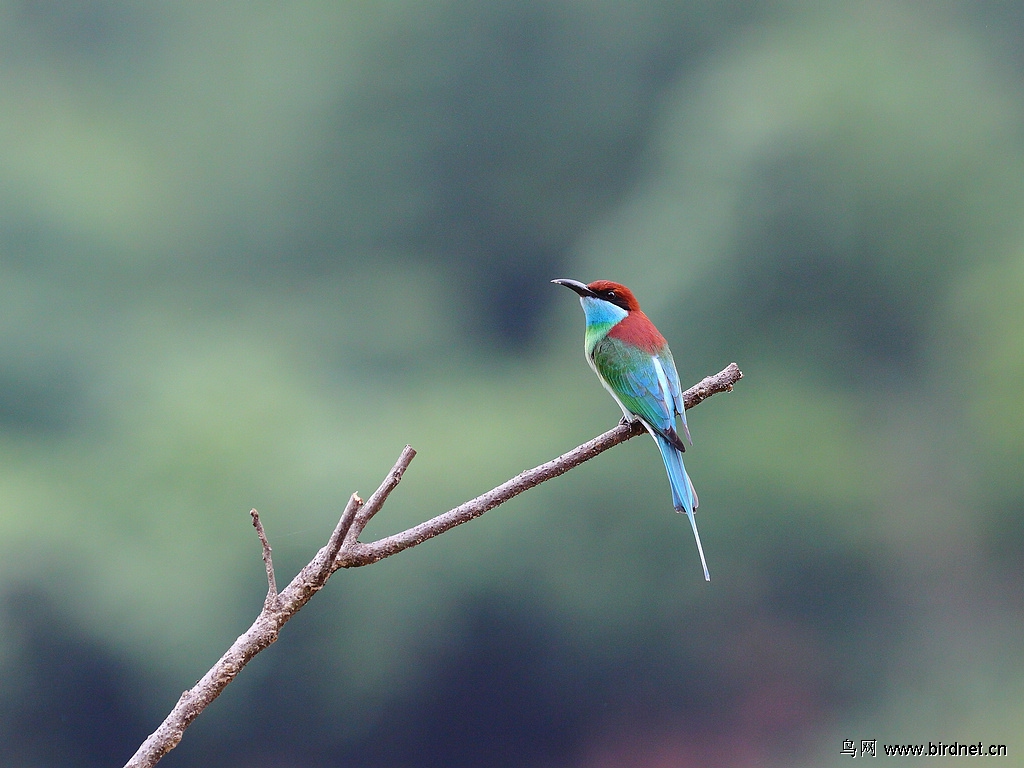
597;290;630;310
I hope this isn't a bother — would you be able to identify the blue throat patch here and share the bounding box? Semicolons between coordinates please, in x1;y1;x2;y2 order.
580;296;628;327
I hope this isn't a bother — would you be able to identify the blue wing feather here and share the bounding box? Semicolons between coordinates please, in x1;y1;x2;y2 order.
656;346;691;445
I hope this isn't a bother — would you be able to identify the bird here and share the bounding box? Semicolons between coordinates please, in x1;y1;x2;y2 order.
552;278;709;581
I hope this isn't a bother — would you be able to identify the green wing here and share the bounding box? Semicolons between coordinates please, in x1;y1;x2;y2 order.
591;335;687;450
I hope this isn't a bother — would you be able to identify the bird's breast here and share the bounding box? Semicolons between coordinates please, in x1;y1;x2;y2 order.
605;310;667;353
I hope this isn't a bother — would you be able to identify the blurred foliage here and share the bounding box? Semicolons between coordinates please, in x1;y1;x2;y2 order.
2;0;1024;766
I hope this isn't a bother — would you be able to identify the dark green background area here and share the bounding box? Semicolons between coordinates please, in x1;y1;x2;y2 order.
2;1;1023;766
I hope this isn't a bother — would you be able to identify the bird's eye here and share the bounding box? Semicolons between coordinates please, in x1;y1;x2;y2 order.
607;290;616;298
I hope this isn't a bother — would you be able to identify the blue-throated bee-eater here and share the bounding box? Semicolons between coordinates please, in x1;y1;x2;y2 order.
552;278;709;581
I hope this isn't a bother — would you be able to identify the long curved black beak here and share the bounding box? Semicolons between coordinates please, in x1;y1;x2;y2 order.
551;278;596;298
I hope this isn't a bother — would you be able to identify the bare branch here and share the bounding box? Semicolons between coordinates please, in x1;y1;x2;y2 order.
336;420;642;568
336;362;743;568
682;362;742;410
124;363;742;768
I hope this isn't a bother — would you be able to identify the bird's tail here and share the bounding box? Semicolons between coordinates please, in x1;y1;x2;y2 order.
655;436;710;581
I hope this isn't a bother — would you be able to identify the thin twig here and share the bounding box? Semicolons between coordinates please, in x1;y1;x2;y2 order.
124;362;742;768
343;445;417;546
250;509;278;604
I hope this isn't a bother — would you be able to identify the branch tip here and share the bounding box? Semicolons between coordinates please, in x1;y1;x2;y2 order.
250;508;278;600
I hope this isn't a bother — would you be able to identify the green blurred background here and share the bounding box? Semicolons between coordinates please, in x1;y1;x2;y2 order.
2;0;1023;765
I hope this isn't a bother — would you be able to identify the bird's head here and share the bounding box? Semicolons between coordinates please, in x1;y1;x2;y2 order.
550;279;640;312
